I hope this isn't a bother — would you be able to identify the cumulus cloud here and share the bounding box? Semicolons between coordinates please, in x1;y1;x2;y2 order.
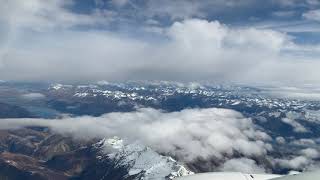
219;158;266;173
291;138;317;147
274;148;320;170
276;137;286;144
274;156;311;170
0;108;272;162
300;148;319;159
281;118;308;133
273;142;320;171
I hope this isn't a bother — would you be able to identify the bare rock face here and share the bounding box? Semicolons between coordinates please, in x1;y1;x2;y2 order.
33;134;89;161
0;128;93;179
0;129;47;156
0;152;68;180
45;147;97;176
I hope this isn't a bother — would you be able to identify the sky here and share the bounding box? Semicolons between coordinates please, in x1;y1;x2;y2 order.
1;0;320;85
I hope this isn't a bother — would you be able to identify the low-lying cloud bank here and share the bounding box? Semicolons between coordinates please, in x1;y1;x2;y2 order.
0;108;271;161
0;107;319;173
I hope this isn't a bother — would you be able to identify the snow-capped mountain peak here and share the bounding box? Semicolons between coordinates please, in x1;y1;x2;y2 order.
95;137;194;180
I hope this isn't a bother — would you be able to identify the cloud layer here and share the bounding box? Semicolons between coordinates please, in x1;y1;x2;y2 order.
1;18;320;84
1;0;320;84
1;107;319;172
0;108;271;162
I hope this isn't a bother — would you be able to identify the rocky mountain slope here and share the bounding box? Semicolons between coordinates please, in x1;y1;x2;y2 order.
0;128;192;180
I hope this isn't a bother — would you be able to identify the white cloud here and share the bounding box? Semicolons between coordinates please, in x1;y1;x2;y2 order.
0;108;272;162
276;137;286;144
281;118;308;133
263;86;320;100
274;156;311;170
1;1;320;84
274;148;319;170
272;139;320;170
0;107;319;172
291;138;316;147
219;158;266;173
21;93;46;100
300;148;319;159
0;18;315;84
303;9;320;21
0;0;108;31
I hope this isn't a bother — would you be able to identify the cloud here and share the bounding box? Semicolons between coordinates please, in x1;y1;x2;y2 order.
1;17;320;84
303;9;320;21
281;118;308;133
274;148;320;170
1;107;319;172
219;158;266;173
1;1;320;84
0;108;272;162
272;140;320;171
0;0;108;31
274;156;311;170
21;93;46;100
276;137;286;144
262;86;320;100
300;148;319;159
291;138;317;147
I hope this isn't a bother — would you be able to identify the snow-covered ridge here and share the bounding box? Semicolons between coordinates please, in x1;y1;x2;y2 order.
48;82;316;111
95;137;194;180
50;83;73;90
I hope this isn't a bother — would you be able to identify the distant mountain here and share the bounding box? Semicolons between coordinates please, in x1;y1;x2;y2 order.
0;102;34;118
